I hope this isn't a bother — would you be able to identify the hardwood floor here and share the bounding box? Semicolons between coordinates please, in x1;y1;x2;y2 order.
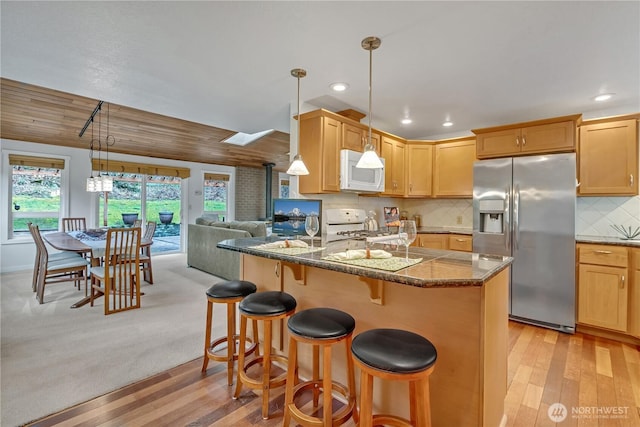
27;322;640;427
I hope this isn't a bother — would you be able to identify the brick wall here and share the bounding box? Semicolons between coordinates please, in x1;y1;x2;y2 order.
235;166;278;220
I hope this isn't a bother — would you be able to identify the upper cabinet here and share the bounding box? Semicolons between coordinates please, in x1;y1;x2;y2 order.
405;143;433;197
298;111;341;194
341;122;381;154
577;115;639;196
433;138;476;198
380;134;406;196
473;115;580;159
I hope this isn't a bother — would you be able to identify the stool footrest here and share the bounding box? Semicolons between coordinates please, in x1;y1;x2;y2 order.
206;334;257;363
238;354;288;390
288;380;356;426
371;414;413;427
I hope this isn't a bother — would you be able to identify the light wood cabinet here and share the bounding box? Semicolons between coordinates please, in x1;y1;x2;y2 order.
241;255;282;291
413;234;447;249
578;116;639;196
473;115;579;159
631;249;640;338
406;143;433;197
412;233;473;251
577;244;628;332
298;111;341;194
448;234;473;252
341;122;365;152
433;138;476;198
380;135;406;196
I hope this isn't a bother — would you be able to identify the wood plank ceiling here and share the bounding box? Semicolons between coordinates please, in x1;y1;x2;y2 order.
0;78;292;171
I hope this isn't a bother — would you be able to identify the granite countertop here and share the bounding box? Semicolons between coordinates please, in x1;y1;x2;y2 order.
576;235;640;248
218;236;512;289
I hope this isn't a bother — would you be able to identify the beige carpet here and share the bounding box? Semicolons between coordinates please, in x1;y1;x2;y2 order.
0;253;227;427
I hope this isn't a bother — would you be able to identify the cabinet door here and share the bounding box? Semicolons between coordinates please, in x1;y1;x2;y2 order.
520;120;575;154
578;119;638;195
342;122;365;152
631;249;640;337
415;234;447;249
369;130;381;155
380;136;406;196
406;143;433;197
578;264;628;332
433;139;476;197
476;128;521;159
321;117;341;192
448;235;473;252
241;255;282;291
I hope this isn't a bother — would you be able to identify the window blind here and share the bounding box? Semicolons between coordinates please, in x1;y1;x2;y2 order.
9;154;65;169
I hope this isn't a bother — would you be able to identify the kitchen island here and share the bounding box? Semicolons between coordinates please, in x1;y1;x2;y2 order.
218;237;512;427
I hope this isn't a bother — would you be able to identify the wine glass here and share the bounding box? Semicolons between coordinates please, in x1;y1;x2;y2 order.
305;215;319;250
398;220;417;262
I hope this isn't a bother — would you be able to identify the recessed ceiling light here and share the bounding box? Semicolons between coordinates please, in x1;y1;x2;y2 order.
401;118;412;125
330;82;349;92
442;121;453;127
594;93;615;102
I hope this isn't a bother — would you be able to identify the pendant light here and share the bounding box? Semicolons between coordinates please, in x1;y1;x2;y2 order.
82;100;113;192
356;36;384;169
286;68;310;176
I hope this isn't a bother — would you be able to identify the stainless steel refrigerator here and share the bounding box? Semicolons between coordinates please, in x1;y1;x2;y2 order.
473;153;576;333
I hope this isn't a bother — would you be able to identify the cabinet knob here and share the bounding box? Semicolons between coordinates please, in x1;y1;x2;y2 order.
594;250;613;254
621;275;625;289
522;136;526;146
515;136;520;146
631;174;634;186
456;238;465;242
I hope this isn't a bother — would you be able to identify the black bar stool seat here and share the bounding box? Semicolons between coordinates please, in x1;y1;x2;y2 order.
351;328;438;427
201;280;259;386
234;291;297;420
283;308;358;426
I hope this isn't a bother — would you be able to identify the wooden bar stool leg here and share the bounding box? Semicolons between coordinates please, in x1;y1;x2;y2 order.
322;344;332;427
345;335;358;424
312;344;320;407
414;378;431;427
252;319;260;358
359;371;374;427
233;315;248;400
201;300;213;373
226;302;236;386
283;334;298;427
262;319;273;420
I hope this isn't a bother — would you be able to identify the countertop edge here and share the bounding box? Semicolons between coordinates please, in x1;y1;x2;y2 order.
576;235;640;248
218;238;512;289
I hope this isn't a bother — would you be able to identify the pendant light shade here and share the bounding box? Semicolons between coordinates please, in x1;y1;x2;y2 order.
287;68;310;176
356;36;384;169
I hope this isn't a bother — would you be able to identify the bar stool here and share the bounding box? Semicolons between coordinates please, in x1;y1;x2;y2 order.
351;328;438;427
201;280;259;386
283;307;358;427
233;290;297;420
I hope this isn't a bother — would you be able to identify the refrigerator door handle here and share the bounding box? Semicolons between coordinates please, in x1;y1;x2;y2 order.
504;186;511;251
513;184;520;251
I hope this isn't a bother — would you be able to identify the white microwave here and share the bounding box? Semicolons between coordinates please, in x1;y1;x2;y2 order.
339;149;385;193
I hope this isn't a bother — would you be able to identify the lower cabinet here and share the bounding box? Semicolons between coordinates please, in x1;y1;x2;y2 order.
631;249;640;338
413;233;472;252
576;244;631;334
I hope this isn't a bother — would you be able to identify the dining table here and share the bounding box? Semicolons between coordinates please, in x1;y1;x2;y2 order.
42;230;152;308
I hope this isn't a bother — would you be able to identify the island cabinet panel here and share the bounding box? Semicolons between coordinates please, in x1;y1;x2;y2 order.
578;117;638;196
577;244;629;332
405;143;433;197
298;113;340;194
474;115;579;159
433;138;476;197
239;253;509;427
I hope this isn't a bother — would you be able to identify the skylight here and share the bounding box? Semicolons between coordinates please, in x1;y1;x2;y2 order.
222;129;275;146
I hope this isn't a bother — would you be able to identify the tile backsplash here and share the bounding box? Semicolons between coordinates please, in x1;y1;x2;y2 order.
576;196;640;237
403;199;473;228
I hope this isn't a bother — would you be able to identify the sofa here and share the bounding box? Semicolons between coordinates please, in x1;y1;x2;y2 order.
187;216;267;280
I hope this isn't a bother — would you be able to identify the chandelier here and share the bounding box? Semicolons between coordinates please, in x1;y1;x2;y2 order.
81;101;114;192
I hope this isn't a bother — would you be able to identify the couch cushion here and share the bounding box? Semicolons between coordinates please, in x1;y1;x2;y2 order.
229;221;265;237
195;215;219;226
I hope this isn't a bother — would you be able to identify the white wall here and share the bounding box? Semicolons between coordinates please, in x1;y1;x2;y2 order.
0;138;236;273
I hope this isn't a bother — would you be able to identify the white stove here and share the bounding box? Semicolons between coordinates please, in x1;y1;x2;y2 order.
325;208;395;242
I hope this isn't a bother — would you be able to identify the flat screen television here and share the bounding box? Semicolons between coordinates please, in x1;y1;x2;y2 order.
272;198;322;237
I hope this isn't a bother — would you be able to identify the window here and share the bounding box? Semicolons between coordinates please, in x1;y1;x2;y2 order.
9;154;64;238
204;173;229;220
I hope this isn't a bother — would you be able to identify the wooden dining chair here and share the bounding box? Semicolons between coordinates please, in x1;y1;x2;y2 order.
90;227;142;315
62;217;87;232
133;219;143;229
29;223;90;303
139;221;156;284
